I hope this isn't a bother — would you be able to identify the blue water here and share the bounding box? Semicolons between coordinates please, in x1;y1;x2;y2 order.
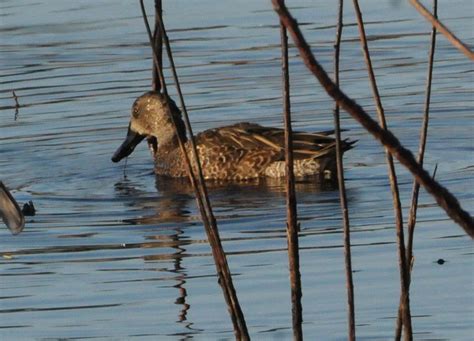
1;0;473;339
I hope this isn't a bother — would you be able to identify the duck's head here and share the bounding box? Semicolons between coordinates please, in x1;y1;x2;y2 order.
112;91;185;163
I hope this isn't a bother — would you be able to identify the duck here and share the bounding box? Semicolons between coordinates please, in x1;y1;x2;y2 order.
112;91;355;181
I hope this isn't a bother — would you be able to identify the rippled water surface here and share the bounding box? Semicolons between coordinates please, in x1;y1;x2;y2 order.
1;0;473;339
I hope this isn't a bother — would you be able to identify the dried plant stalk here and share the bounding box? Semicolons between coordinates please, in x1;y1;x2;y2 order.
351;0;412;338
333;1;356;340
139;2;249;339
151;0;163;92
395;1;438;339
280;18;303;340
406;0;437;262
409;0;473;60
271;0;473;236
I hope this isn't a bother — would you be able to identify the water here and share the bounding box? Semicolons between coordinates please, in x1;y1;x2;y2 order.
1;0;473;339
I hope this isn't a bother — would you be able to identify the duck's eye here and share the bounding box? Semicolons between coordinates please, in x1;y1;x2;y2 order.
132;106;139;118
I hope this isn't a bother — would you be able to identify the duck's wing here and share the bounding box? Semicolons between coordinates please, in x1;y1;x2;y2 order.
197;122;353;160
195;123;273;150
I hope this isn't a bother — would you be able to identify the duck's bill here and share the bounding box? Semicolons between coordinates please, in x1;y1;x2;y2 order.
111;125;146;163
0;181;25;235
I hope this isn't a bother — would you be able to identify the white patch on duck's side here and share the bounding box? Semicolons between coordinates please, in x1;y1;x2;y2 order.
264;159;322;178
264;161;286;178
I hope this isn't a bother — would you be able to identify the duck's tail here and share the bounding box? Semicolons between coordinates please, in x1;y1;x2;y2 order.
291;130;357;160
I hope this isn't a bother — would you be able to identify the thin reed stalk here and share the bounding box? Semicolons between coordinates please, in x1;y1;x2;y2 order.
154;12;250;340
395;1;438;338
151;0;163;92
279;17;303;340
409;0;473;60
351;1;412;338
153;10;212;222
139;2;249;339
333;1;356;340
406;0;438;273
270;0;474;236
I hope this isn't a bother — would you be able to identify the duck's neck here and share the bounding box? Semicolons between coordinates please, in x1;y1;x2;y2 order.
157;115;188;149
155;118;188;177
154;115;187;171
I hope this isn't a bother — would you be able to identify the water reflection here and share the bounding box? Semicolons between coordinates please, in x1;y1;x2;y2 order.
145;228;199;336
114;174;339;226
112;174;341;337
114;177;192;224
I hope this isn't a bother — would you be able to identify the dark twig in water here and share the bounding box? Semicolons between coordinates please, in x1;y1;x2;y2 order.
409;0;473;60
279;13;303;340
12;90;20;107
22;201;36;216
271;0;473;236
396;1;438;338
12;90;20;120
351;0;412;338
333;1;356;340
139;2;249;339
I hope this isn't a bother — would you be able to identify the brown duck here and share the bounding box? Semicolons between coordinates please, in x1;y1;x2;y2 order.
112;91;355;181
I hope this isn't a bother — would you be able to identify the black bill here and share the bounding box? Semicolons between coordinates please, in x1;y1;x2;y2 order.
111;125;146;162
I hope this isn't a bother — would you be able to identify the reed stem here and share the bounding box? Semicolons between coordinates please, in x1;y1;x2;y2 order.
279;14;303;340
406;0;438;277
395;1;438;338
151;0;163;92
271;0;473;236
350;1;412;338
140;2;249;339
409;0;473;60
333;2;356;340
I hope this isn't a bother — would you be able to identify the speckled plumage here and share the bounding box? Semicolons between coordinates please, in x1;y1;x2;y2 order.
112;91;355;181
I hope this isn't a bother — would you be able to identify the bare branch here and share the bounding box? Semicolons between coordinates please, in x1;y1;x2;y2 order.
271;0;474;236
409;0;473;60
396;1;438;338
139;2;249;339
333;1;356;340
279;15;303;340
351;0;412;338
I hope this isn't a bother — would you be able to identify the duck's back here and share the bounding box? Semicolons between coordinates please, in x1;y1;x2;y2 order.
195;123;283;180
192;122;353;180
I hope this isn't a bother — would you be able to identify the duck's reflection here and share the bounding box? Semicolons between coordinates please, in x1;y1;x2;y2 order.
115;175;338;225
114;177;198;334
114;175;338;336
145;228;195;332
114;176;193;225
